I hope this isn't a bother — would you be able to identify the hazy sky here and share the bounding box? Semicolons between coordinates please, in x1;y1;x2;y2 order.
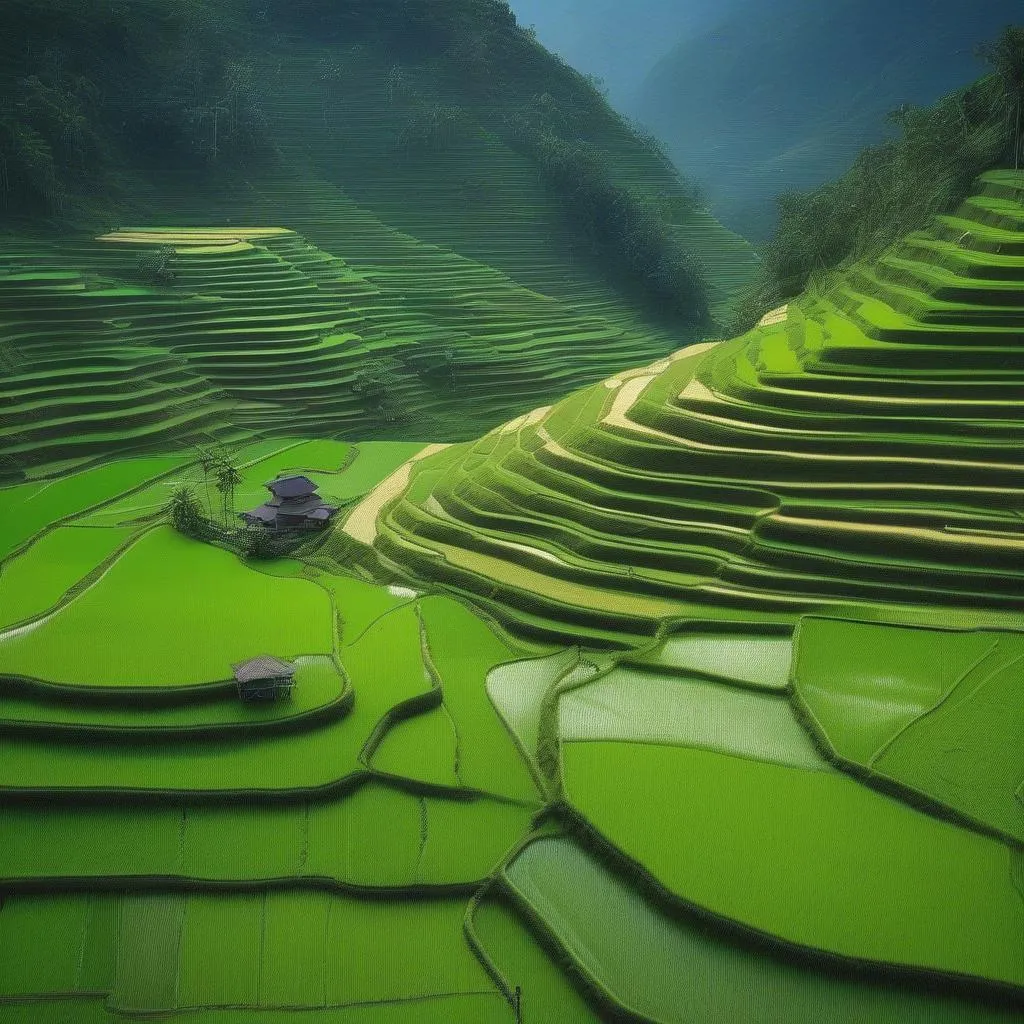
507;0;737;109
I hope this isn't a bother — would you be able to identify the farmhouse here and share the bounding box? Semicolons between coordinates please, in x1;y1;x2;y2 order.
240;474;337;530
231;655;296;701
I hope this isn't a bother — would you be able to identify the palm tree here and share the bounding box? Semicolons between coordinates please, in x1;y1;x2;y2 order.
214;460;243;527
194;445;220;517
166;484;205;538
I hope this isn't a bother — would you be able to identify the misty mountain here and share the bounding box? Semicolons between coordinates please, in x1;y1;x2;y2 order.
633;0;1022;240
508;0;746;107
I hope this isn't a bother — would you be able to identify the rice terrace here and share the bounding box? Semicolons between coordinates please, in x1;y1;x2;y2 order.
0;1;1022;1021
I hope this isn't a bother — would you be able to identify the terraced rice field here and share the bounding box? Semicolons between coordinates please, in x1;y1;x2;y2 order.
0;439;571;1018
336;170;1024;1018
2;171;1022;1017
374;171;1024;644
498;837;1022;1024
0;213;727;481
0;45;758;483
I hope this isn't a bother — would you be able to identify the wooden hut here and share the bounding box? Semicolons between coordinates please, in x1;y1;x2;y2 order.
240;475;338;531
231;655;296;701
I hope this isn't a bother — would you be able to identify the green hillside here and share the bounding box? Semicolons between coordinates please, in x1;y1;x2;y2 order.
0;0;758;484
365;171;1024;644
345;170;1024;1011
633;0;1023;242
0;2;1020;1020
1;173;1020;1020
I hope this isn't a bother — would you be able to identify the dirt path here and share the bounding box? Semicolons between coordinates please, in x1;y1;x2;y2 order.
343;443;450;545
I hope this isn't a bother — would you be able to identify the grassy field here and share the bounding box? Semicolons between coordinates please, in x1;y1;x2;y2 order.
0;438;551;1015
794;617;1024;842
562;741;1024;987
502;836;1023;1023
1;173;1022;1017
0;527;334;688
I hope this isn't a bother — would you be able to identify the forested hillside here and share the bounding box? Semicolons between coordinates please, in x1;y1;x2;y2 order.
635;0;1022;241
0;0;753;319
0;0;757;479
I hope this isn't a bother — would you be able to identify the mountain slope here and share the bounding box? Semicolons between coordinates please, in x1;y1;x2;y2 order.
320;170;1024;1017
0;0;758;480
634;0;1022;240
357;170;1024;645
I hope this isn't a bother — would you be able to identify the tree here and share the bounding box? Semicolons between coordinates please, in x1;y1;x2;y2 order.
395;103;469;156
427;345;459;387
980;25;1024;169
214;459;243;526
729;59;1012;333
240;525;285;560
136;245;176;286
352;358;407;422
193;444;221;514
166;484;207;538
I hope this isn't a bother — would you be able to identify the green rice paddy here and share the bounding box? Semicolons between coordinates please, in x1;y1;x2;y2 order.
501;836;1023;1023
562;741;1024;986
377;173;1024;644
1;164;1021;1018
0;528;334;688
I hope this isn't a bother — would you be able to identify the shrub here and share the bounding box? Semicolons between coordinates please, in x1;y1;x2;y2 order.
395;103;471;155
424;346;459;385
239;525;288;560
136;245;176;286
979;24;1024;170
0;114;63;214
352;358;409;423
166;485;210;539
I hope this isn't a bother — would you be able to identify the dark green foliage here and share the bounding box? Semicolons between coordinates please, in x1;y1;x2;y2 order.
193;444;244;527
0;0;273;223
352;359;408;423
135;246;176;286
506;117;708;324
423;346;459;386
0;116;60;214
130;52;272;170
167;482;302;559
238;526;299;561
732;42;1020;333
0;67;102;216
214;460;243;527
980;25;1024;169
274;0;516;70
0;0;707;318
396;103;472;156
352;359;403;400
166;485;209;539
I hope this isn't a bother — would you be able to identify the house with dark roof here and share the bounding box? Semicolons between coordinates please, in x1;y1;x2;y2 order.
231;655;296;701
240;474;338;531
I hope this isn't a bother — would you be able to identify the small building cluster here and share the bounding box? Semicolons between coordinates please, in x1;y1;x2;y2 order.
240;474;337;531
231;655;296;701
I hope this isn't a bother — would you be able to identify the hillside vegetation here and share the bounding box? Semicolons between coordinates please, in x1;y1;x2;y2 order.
0;0;753;322
1;5;1021;1022
734;25;1024;330
0;0;757;482
366;170;1024;644
1;174;1022;1021
327;170;1024;1016
634;0;1023;242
